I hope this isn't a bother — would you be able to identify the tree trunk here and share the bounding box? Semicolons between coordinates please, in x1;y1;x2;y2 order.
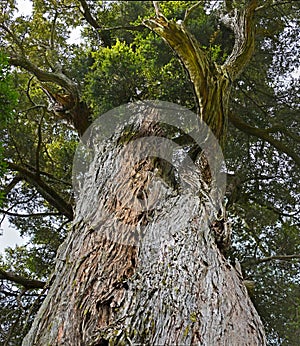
22;103;265;345
23;2;266;345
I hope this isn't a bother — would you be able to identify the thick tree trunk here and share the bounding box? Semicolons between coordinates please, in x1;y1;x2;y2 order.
23;210;266;345
23;2;266;345
23;104;265;345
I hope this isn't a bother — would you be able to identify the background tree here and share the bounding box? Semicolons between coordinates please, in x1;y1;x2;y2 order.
0;0;299;345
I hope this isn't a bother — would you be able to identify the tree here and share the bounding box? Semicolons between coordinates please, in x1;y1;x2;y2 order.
0;0;299;344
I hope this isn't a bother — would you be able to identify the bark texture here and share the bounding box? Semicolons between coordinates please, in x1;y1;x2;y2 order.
144;0;257;145
22;2;266;345
23;109;265;345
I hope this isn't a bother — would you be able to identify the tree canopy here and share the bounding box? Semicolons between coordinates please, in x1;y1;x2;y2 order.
0;1;299;344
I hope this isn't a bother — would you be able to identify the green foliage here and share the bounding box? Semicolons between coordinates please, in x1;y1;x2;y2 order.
0;52;18;125
83;32;195;117
84;39;147;114
0;52;18;205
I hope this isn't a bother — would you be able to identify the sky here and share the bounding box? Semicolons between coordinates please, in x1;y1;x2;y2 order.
0;219;29;253
15;0;33;17
14;0;82;44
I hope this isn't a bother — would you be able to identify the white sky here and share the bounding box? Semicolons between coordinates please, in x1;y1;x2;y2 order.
0;218;29;253
15;0;33;17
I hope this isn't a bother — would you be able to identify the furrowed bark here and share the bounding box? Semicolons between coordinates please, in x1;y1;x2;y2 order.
23;111;266;345
221;0;258;81
22;2;266;345
144;15;230;144
144;0;258;145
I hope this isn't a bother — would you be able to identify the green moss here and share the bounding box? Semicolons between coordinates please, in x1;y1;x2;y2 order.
117;125;138;145
190;312;197;322
183;325;190;337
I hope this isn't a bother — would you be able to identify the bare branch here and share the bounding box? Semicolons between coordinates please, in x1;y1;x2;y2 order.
245;254;300;265
221;0;258;81
0;269;46;289
153;1;160;17
228;111;300;166
184;1;203;23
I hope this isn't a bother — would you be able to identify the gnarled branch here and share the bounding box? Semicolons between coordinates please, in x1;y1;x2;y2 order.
221;0;258;81
9;55;79;101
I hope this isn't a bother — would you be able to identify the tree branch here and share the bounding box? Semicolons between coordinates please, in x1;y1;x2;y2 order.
78;0;101;29
24;163;72;186
143;10;229;140
0;269;46;289
0;23;25;55
9;55;80;101
245;254;300;265
0;209;61;218
35;113;44;176
2;176;22;196
9;55;92;136
6;162;74;220
255;0;297;12
184;1;203;23
97;24;145;32
228;111;300;166
221;0;258;81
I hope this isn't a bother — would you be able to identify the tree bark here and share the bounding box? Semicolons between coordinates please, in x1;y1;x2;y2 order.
144;0;257;145
22;108;265;345
23;210;266;345
22;1;266;345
